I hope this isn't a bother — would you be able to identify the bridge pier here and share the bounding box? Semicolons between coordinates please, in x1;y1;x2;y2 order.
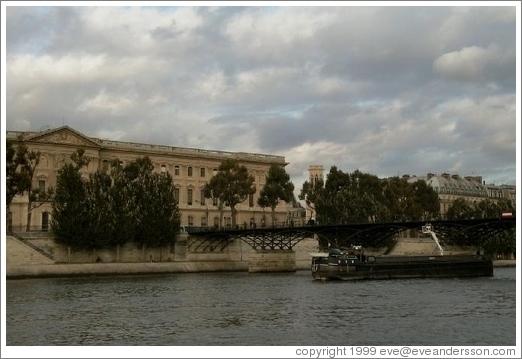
248;249;296;273
174;232;188;260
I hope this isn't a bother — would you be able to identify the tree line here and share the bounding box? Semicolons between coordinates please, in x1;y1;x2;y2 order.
299;166;514;224
51;149;181;255
6;141;295;252
6;140;515;255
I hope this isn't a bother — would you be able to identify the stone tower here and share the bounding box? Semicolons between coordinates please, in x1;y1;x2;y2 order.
308;165;324;187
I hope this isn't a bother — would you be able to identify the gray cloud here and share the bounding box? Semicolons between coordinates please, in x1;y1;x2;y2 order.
4;4;517;195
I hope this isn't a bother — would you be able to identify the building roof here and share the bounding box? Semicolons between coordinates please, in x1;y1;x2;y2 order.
407;173;488;196
7;126;287;165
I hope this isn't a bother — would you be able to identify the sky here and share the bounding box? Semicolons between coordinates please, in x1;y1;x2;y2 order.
2;2;519;197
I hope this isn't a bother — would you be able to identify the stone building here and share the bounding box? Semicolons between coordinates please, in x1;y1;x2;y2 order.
406;173;515;216
6;126;299;233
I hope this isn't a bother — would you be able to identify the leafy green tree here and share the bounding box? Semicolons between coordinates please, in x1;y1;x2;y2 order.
317;167;388;224
6;139;24;210
83;170;114;250
6;141;55;231
298;178;324;220
445;198;475;219
410;180;440;220
106;160;138;254
204;159;255;227
203;170;228;228
257;164;295;225
130;157;181;258
51;149;90;250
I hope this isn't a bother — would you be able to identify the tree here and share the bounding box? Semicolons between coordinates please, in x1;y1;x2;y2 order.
312;167;388;224
83;170;114;250
298;178;324;221
106;160;138;254
51;149;90;250
130;157;181;259
204;159;255;227
6;139;23;210
445;198;474;220
257;164;295;225
5;140;54;230
410;180;440;220
52;153;181;258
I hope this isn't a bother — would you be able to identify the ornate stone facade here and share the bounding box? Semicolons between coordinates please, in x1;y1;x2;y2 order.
7;126;301;232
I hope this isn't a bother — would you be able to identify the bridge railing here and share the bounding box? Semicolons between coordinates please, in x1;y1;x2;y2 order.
185;220;316;234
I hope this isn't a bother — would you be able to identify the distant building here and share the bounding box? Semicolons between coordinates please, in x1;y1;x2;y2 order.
304;165;325;220
406;173;515;216
7;126;297;232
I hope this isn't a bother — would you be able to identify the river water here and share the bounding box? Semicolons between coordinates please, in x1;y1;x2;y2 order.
5;267;517;348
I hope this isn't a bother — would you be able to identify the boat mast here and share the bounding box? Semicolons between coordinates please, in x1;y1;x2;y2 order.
421;223;444;256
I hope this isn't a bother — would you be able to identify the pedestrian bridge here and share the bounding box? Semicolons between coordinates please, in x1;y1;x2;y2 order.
186;217;516;251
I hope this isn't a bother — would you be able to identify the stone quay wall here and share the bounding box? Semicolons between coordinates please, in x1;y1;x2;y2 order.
5;234;515;279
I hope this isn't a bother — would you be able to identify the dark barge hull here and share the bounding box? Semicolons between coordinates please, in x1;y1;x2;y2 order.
311;255;493;281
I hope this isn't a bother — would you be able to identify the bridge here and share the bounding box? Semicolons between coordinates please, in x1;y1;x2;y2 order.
186;217;516;251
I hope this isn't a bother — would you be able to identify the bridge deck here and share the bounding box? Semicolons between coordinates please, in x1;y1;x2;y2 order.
186;217;516;251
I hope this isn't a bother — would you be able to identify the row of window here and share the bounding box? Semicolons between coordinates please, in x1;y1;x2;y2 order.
162;165;214;178
102;160;215;178
34;180;257;207
176;188;256;207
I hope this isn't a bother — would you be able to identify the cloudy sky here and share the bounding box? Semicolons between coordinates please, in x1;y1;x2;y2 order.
2;3;519;194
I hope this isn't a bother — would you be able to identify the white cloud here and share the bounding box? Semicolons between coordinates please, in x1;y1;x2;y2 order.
4;5;517;189
433;45;505;80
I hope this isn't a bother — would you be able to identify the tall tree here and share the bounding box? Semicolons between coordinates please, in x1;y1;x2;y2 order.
410;180;440;220
445;198;475;220
382;177;415;221
83;170;114;250
257;164;295;225
204;159;255;227
106;160;138;254
130;157;181;258
51;149;90;250
6;141;54;230
298;178;324;221
6;139;22;210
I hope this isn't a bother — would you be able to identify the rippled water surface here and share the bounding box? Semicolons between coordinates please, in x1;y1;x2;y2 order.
6;267;517;346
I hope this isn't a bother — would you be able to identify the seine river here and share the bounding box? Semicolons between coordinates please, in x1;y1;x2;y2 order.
5;267;517;348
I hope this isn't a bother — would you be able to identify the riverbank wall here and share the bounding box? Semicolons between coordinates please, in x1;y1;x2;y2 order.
5;235;515;279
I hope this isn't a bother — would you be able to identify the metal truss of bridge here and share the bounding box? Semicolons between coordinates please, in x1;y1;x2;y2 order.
186;217;516;251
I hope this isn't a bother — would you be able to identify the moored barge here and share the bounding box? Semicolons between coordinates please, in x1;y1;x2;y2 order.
310;224;493;281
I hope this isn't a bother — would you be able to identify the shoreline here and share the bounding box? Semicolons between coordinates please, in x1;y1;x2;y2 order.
5;260;516;280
